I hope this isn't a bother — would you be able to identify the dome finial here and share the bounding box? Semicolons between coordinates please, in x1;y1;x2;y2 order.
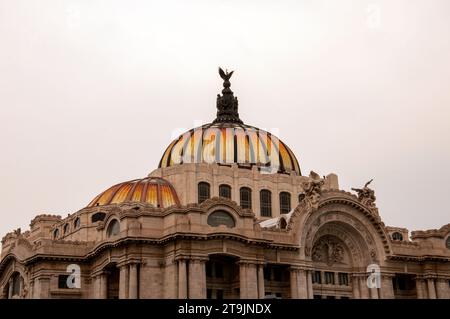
214;67;243;124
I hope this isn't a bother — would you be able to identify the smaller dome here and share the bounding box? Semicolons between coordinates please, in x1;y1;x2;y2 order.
87;177;180;208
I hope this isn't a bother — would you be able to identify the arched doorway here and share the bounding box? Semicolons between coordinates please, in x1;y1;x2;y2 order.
4;272;23;299
206;255;239;299
308;220;377;299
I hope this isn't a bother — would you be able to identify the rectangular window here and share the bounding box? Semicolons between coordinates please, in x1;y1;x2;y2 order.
260;190;272;217
279;192;291;214
216;289;224;300
312;271;322;284
338;273;349;286
240;188;252;209
325;272;335;285
58;275;70;289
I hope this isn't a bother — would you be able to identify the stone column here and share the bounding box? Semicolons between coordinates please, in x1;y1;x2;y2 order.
129;264;138;299
29;279;34;300
306;270;314;299
100;273;108;299
359;275;370;299
436;279;450;299
188;258;206;299
92;275;100;299
416;278;426;299
290;268;298;299
245;263;258;299
427;278;437;299
379;275;394;299
119;265;129;299
178;259;188;299
239;262;247;299
352;275;360;299
297;270;308;299
257;265;265;299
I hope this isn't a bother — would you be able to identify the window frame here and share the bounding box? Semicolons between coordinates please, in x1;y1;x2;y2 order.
239;187;252;209
198;182;211;204
260;189;272;217
279;192;291;214
219;184;232;199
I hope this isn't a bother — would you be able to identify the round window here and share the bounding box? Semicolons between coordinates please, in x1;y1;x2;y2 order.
207;211;235;228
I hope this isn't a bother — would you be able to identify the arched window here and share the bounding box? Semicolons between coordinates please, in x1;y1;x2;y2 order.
446;236;450;250
207;210;235;228
107;219;120;237
74;217;81;229
279;192;291;214
260;190;272;217
63;224;69;234
53;229;59;240
240;187;252;209
392;232;403;241
219;184;232;199
11;273;22;298
198;182;211;203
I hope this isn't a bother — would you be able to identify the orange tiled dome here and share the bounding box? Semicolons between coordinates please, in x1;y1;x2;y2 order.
159;122;301;175
87;177;180;208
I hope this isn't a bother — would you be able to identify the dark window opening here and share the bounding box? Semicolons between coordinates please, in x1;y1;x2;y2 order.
92;212;106;223
312;271;321;284
338;273;349;286
325;272;335;285
58;275;70;289
392;232;403;241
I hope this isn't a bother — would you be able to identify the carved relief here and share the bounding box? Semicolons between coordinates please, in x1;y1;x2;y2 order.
312;236;345;266
302;171;325;211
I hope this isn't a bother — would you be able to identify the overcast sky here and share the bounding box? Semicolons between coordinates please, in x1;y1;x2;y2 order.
1;0;449;240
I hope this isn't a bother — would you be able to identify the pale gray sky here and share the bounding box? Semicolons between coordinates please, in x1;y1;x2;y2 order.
1;0;449;240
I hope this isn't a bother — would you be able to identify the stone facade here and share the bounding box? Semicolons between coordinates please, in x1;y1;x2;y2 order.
1;71;449;299
1;164;449;299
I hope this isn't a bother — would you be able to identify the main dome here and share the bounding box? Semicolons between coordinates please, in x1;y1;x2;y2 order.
158;68;301;175
159;122;301;175
87;177;180;208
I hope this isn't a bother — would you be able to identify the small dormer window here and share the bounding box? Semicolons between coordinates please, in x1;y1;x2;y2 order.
392;232;403;241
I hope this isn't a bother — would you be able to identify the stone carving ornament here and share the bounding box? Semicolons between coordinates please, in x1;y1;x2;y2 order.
351;179;377;211
312;236;345;265
302;171;325;211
